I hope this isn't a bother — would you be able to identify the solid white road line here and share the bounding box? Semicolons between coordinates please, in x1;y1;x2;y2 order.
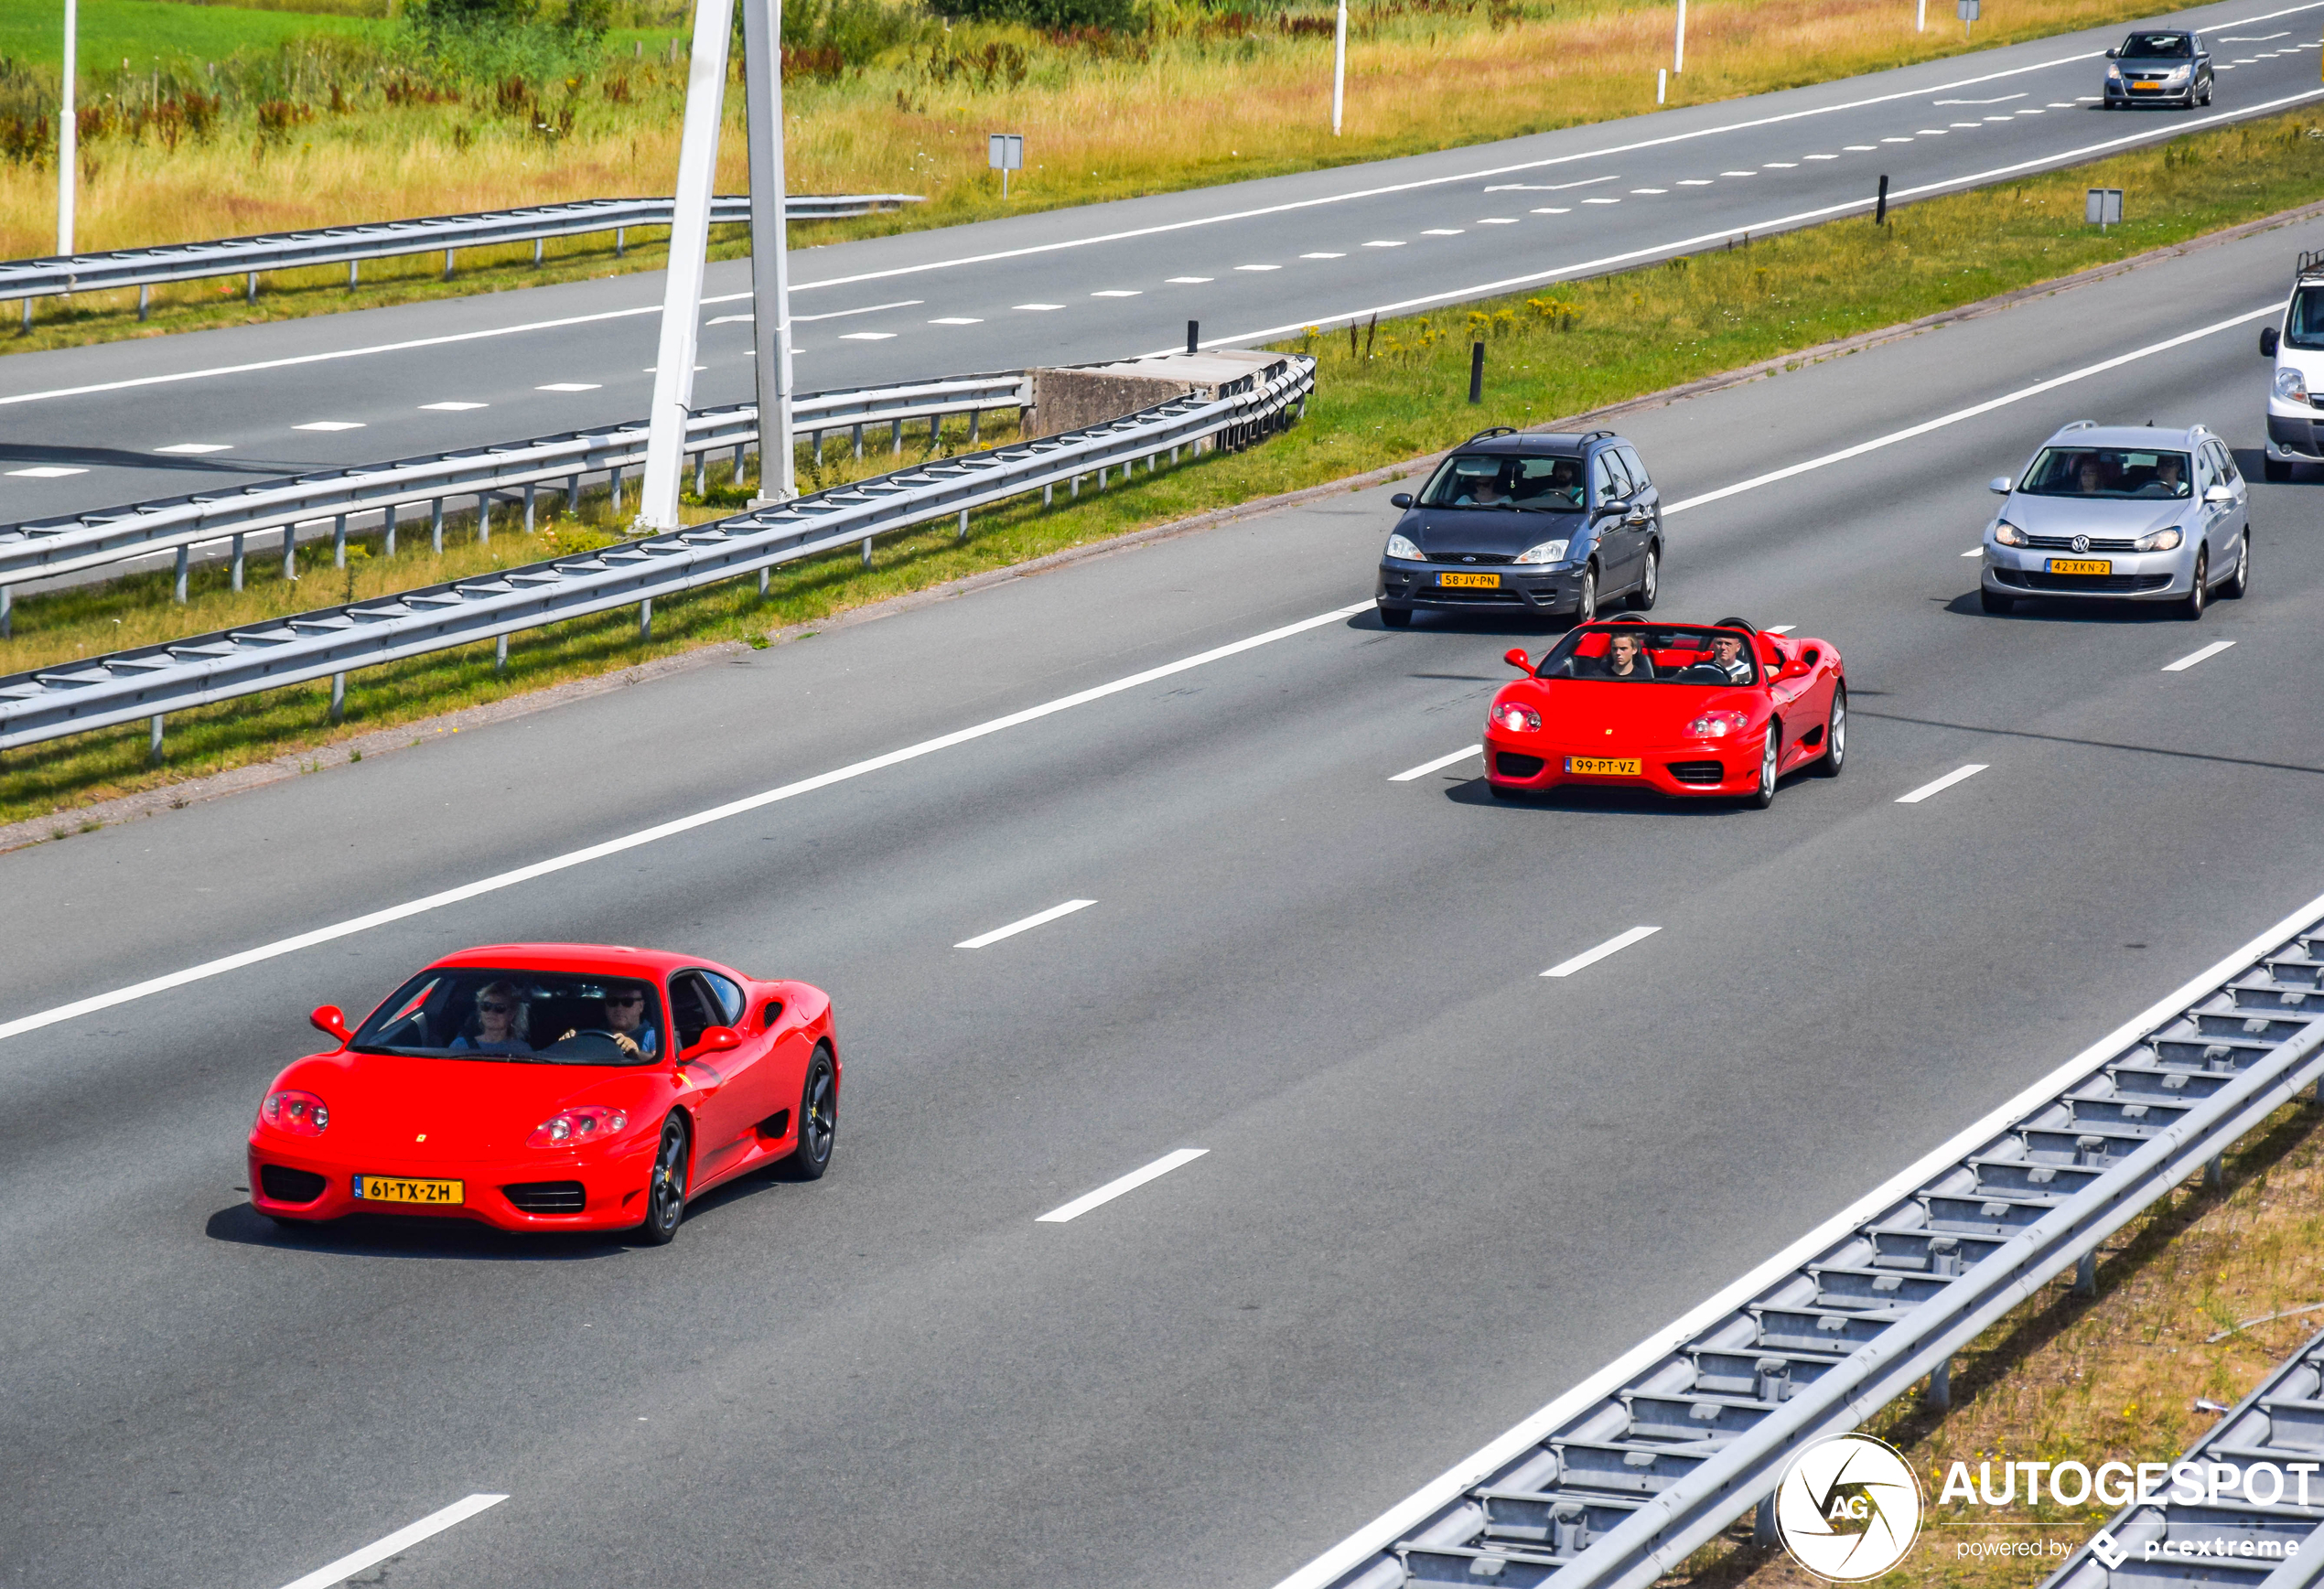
1036;1148;1208;1223
1542;925;1661;978
1269;881;2324;1589
2164;639;2236;671
0;601;1374;1046
1390;745;1482;782
954;898;1097;949
275;1495;508;1589
1896;763;1989;803
791;298;922;323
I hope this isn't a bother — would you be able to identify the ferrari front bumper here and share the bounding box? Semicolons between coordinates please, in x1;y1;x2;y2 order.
248;1133;661;1232
1483;735;1754;797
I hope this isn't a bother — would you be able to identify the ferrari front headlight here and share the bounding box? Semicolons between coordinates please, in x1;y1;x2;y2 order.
1492;703;1542;733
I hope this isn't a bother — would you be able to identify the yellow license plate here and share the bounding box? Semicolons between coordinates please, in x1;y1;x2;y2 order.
2048;557;2113;575
353;1175;464;1205
1566;757;1642;776
1438;571;1501;589
2129;81;2161;89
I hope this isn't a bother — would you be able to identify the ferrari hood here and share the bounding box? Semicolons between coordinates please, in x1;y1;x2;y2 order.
1521;680;1759;742
277;1053;655;1158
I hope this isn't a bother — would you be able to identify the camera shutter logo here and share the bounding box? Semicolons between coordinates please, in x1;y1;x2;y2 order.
1773;1433;1925;1580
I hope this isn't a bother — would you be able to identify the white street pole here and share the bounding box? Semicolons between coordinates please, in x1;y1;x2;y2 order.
1673;0;1686;74
1330;0;1348;134
740;0;795;504
1916;0;1926;30
58;0;77;256
639;0;737;531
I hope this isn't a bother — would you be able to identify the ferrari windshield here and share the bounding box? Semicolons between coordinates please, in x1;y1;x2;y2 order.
1533;624;1760;685
2019;446;2192;499
1416;452;1586;510
351;967;666;1065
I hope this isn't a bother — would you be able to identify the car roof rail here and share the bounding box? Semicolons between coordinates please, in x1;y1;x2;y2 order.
2058;419;2100;432
1576;429;1617;445
1464;426;1520;444
2298;248;2324;279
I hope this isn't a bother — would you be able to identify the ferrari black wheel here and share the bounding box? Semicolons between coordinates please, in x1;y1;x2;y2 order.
1744;725;1779;810
779;1047;838;1181
1813;684;1846;778
638;1111;690;1244
1378;605;1413;628
1629;547;1660;611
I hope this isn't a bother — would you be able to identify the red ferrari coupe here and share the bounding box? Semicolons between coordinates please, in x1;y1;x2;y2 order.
248;944;839;1243
1483;617;1845;806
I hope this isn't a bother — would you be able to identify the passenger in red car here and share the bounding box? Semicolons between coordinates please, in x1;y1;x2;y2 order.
450;981;533;1057
1591;631;1656;680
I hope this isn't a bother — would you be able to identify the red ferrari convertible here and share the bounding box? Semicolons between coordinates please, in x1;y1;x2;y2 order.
1484;617;1845;806
248;944;839;1243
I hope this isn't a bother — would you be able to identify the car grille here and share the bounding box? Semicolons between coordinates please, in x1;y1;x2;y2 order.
1667;760;1726;785
503;1180;586;1214
1426;551;1517;564
2024;534;2140;553
1495;753;1547;778
258;1165;326;1204
1998;570;2174;593
1423;585;1527;604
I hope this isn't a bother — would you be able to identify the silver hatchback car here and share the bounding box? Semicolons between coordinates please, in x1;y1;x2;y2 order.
1981;422;2250;618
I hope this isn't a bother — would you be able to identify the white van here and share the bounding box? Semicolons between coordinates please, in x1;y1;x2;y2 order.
2259;248;2324;480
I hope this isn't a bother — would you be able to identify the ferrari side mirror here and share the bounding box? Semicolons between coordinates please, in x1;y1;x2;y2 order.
694;1025;743;1054
1390;492;1414;509
1801;647;1822;669
309;1004;352;1044
2260;327;2279;357
1504;648;1533;673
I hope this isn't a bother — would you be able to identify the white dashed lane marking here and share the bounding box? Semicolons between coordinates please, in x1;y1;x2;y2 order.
1167;275;1215;282
928;317;983;325
1390;746;1482;783
1234;264;1282;272
6;466;84;478
1543;926;1662;979
838;332;895;341
419;402;487;411
2163;640;2235;672
292;421;365;431
537;382;600;392
1363;240;1407;247
1897;764;1989;804
1299;252;1344;259
1014;303;1065;310
154;443;231;454
955;898;1098;950
1092;289;1143;296
1036;1149;1209;1224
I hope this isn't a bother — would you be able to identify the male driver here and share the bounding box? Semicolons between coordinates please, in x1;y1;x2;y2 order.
1709;632;1754;683
557;986;661;1059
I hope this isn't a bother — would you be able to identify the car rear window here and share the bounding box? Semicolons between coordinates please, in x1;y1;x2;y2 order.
1417;452;1586;510
2019;447;2191;499
351;968;667;1065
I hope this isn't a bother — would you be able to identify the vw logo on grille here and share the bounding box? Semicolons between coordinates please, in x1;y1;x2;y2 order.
2071;534;2091;554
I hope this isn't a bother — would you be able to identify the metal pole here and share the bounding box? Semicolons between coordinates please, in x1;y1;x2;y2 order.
1673;0;1686;72
638;0;737;531
741;0;797;507
58;0;77;256
1330;0;1348;135
173;544;188;603
1469;340;1485;403
231;531;244;591
1916;0;1926;29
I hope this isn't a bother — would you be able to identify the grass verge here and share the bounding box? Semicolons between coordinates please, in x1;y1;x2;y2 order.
5;106;2323;832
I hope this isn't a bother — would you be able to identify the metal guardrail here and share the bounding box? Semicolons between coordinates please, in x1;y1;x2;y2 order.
2042;1322;2324;1589
0;371;1030;604
0;354;1313;754
1;193;922;318
1305;907;2324;1589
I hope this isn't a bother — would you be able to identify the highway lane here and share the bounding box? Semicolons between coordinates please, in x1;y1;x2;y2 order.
6;0;2324;522
4;211;2324;1589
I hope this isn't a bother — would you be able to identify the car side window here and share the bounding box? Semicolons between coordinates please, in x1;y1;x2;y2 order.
2211;442;2241;486
1589;451;1626;506
2193;447;2213;490
669;974;721;1050
696;971;747;1026
1614;445;1652;493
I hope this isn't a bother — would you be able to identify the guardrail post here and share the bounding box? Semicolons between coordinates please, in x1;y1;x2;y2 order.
1043;483;1053;508
2073;1251;2098;1296
639;597;652;640
495;634;508;674
477;493;491;544
968;409;980;445
173;544;188;603
758;567;769;597
610;465;624;515
2206;1154;2225;1188
137;284;150;321
524;484;537;533
431;499;446;551
443;248;456;281
566;477;581;514
958;508;969;542
852;424;864;460
384;503;397;558
347;260;358;291
21;297;32;334
694;449;707;498
245;271;258;304
890;418;902;455
2;585;12;639
329;672;345;723
860;536;871;567
282;524;296;580
1753;1494;1777;1548
1098;466;1108;490
616;226;627;258
532;239;543;267
734;442;748;486
1925;1358;1952;1410
231;532;245;591
333;515;347;568
1071;475;1081;499
149;714;164;764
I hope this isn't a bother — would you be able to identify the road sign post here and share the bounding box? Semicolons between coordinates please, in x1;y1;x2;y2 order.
1331;0;1349;134
59;0;77;259
2086;187;2124;231
1956;0;1977;36
989;133;1024;199
741;0;797;505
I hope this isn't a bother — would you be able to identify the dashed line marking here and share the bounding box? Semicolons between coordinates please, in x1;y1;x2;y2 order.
275;1496;509;1589
154;443;231;455
293;421;365;431
1014;303;1066;310
955;898;1097;950
1543;926;1662;979
537;382;600;392
1363;240;1407;247
1037;1148;1208;1223
838;331;896;340
1390;746;1482;782
1167;275;1215;282
1897;764;1989;804
928;317;983;325
1234;263;1282;272
1092;288;1143;296
1299;252;1345;259
6;466;83;478
2163;640;2235;671
419;401;487;411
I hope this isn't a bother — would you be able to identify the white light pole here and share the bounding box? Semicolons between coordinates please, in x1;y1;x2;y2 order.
740;0;795;504
639;0;737;531
1673;0;1686;76
58;0;77;256
1330;0;1348;135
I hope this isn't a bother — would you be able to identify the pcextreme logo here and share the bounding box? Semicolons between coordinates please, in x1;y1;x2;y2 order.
1773;1433;1927;1581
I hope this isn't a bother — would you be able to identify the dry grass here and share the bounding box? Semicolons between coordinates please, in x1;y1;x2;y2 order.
1;0;2190;349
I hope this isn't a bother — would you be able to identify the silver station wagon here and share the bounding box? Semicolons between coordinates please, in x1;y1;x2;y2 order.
1980;422;2250;619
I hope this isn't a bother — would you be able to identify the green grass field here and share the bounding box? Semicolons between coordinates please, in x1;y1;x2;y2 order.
0;0;383;70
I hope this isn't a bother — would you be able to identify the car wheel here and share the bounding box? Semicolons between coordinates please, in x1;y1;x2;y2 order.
1743;725;1780;810
2222;531;2249;599
1379;605;1413;628
1980;588;2015;615
778;1047;838;1181
637;1111;690;1245
1628;547;1660;611
2180;548;2209;620
2265;456;2293;482
1570;564;1598;627
1813;684;1846;778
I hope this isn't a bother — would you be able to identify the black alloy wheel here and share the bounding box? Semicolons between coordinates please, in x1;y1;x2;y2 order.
638;1112;690;1245
1629;548;1660;611
1570;564;1598;628
2180;548;2209;620
1814;683;1847;778
1980;588;2015;615
1745;725;1780;810
779;1047;838;1181
1379;605;1414;628
2222;531;2250;599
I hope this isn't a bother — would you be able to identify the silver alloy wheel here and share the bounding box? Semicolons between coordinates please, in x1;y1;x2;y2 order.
1631;549;1659;611
1817;685;1847;777
1575;566;1598;625
2223;531;2249;598
2182;548;2208;620
1748;725;1779;809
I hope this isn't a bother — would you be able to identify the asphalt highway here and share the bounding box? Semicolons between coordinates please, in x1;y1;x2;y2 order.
3;182;2323;1589
7;0;2324;523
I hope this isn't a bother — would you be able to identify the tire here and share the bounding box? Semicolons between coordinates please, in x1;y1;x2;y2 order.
637;1111;691;1245
2265;456;2293;483
1628;547;1660;611
1813;683;1846;778
2180;548;2208;620
1980;588;2015;615
1744;725;1779;810
1378;605;1413;628
778;1047;838;1182
1569;564;1598;627
2222;531;2249;599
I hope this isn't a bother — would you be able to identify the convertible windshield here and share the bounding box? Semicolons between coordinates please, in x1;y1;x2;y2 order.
351;967;666;1065
2120;31;2192;56
2286;285;2324;351
2019;446;2192;499
1534;624;1760;685
1416;452;1586;510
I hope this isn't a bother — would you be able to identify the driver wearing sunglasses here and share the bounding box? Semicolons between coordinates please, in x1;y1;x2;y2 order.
450;981;534;1056
556;986;660;1060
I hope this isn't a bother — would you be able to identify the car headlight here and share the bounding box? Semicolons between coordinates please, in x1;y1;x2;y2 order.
1384;533;1426;562
2134;526;2184;553
1993;521;2030;547
528;1106;629;1147
2106;63;2122;78
1492;703;1542;733
261;1089;329;1136
2164;65;2190;80
1684;709;1751;738
2276;366;2309;403
1513;539;1572;565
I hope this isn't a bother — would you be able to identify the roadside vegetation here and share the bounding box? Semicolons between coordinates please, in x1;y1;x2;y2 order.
0;0;2207;352
5;107;2322;831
